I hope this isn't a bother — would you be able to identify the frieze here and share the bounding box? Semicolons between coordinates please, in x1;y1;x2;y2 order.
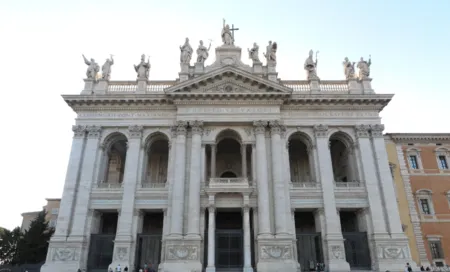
166;245;199;260
51;247;79;261
260;245;292;260
377;246;410;259
178;107;279;114
281;111;378;118
78;111;176;119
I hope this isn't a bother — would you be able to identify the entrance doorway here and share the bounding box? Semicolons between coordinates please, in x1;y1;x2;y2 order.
216;211;243;271
135;211;163;272
295;211;323;271
87;212;118;272
340;211;371;269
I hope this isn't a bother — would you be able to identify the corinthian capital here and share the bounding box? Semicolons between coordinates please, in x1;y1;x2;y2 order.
175;121;188;136
313;124;328;138
128;125;143;138
269;120;285;135
253;120;267;135
370;124;385;138
190;120;204;135
72;125;86;138
86;125;102;138
355;124;370;138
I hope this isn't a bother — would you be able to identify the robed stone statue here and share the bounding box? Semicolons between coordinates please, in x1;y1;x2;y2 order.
134;54;150;79
357;56;372;79
180;38;193;64
82;54;99;79
342;57;355;79
101;55;114;80
304;50;319;80
196;40;211;64
221;19;233;45
248;43;261;63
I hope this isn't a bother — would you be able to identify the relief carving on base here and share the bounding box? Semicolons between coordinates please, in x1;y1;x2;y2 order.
330;245;345;260
52;248;79;261
377;246;410;259
260;245;292;260
166;245;199;260
114;247;128;261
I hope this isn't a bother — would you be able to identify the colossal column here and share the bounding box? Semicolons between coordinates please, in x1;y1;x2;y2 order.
243;206;253;272
206;206;216;272
313;125;350;271
186;120;204;238
253;120;271;237
269;120;289;236
110;125;143;269
168;121;188;237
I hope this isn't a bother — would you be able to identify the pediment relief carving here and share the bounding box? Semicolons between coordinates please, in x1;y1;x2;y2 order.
199;80;282;93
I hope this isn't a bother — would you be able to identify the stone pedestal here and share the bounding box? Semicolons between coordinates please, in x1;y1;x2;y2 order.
137;78;147;94
179;63;190;81
362;78;374;93
41;241;88;272
372;238;416;272
309;79;320;93
94;79;108;94
266;60;278;82
194;62;204;76
161;239;203;272
81;78;95;95
348;78;361;94
252;61;263;76
256;238;298;272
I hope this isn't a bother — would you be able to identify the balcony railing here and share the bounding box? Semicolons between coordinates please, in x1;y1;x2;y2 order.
141;182;167;189
209;177;250;189
96;182;123;189
291;181;320;188
334;180;363;188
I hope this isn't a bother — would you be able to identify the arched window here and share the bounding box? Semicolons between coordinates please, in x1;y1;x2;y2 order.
142;133;169;188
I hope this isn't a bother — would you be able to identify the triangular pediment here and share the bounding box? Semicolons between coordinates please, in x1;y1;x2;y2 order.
164;66;293;96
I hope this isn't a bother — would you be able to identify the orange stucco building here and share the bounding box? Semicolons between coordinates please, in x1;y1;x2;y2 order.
387;133;450;268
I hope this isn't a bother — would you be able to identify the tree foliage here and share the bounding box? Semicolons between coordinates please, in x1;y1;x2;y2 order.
0;210;54;265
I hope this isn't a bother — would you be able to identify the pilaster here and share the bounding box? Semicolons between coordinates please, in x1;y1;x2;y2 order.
206;205;216;272
94;79;108;94
243;206;254;272
313;125;350;272
109;125;143;270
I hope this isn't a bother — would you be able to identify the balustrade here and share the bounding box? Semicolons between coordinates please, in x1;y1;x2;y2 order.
208;177;250;189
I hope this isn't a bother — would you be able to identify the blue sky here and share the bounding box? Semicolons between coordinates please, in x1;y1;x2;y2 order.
0;0;449;230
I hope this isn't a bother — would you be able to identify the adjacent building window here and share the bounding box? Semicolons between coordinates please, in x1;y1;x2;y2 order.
409;155;419;169
51;208;59;215
429;241;444;259
438;155;448;169
416;189;435;216
49;219;57;228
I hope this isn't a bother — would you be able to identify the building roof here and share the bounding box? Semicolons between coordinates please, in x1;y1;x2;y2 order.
385;133;450;143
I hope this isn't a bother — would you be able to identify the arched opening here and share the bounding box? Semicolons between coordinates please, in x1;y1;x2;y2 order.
99;133;128;187
329;132;358;183
143;134;169;188
216;138;242;177
288;132;314;184
220;171;237;178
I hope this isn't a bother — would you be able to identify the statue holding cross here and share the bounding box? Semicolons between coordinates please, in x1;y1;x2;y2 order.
221;18;239;46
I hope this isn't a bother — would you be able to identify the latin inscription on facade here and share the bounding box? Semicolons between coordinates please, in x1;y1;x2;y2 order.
178;107;279;114
78;111;175;119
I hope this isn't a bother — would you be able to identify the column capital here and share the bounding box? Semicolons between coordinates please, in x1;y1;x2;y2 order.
86;125;102;138
175;121;188;136
253;120;268;134
208;206;216;213
354;124;371;138
269;120;285;135
240;143;247;152
170;126;177;138
370;124;385;138
313;124;328;138
242;206;250;213
190;120;204;135
72;125;86;138
128;125;143;138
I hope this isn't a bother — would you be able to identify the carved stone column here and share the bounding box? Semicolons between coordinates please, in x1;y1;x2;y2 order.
110;125;143;269
168;121;188;237
241;143;248;179
253;121;271;237
210;144;217;178
68;125;102;241
251;143;256;184
354;125;388;236
187;121;204;238
206;206;216;272
269;120;288;237
243;206;253;272
313;125;350;271
52;125;87;241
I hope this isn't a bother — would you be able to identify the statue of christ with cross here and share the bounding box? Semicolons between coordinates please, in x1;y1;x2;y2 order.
221;18;239;46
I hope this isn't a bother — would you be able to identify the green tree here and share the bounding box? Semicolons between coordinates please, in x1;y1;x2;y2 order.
0;227;22;265
18;210;54;264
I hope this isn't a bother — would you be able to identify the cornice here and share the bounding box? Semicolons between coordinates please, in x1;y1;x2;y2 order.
386;133;450;143
173;98;285;105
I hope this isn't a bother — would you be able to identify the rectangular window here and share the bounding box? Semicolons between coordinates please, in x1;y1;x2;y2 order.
420;199;431;214
409;155;419;169
49;219;57;228
429;241;444;259
51;208;59;215
438;156;448;169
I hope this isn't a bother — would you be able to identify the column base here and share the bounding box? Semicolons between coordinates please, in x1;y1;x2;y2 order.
160;238;202;272
325;235;351;272
108;240;134;272
256;237;298;272
41;239;89;272
205;266;216;272
243;266;254;272
372;234;416;272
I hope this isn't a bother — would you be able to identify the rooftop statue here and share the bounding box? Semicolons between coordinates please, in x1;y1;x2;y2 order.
263;41;277;63
196;40;211;64
82;54;99;80
101;55;114;80
247;42;261;64
304;50;319;80
134;54;150;80
342;57;356;80
221;18;238;46
357;56;372;80
180;38;193;64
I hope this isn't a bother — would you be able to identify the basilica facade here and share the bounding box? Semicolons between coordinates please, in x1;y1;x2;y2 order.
42;23;414;272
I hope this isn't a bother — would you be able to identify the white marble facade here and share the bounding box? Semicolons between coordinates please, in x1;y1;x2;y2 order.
42;31;413;272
